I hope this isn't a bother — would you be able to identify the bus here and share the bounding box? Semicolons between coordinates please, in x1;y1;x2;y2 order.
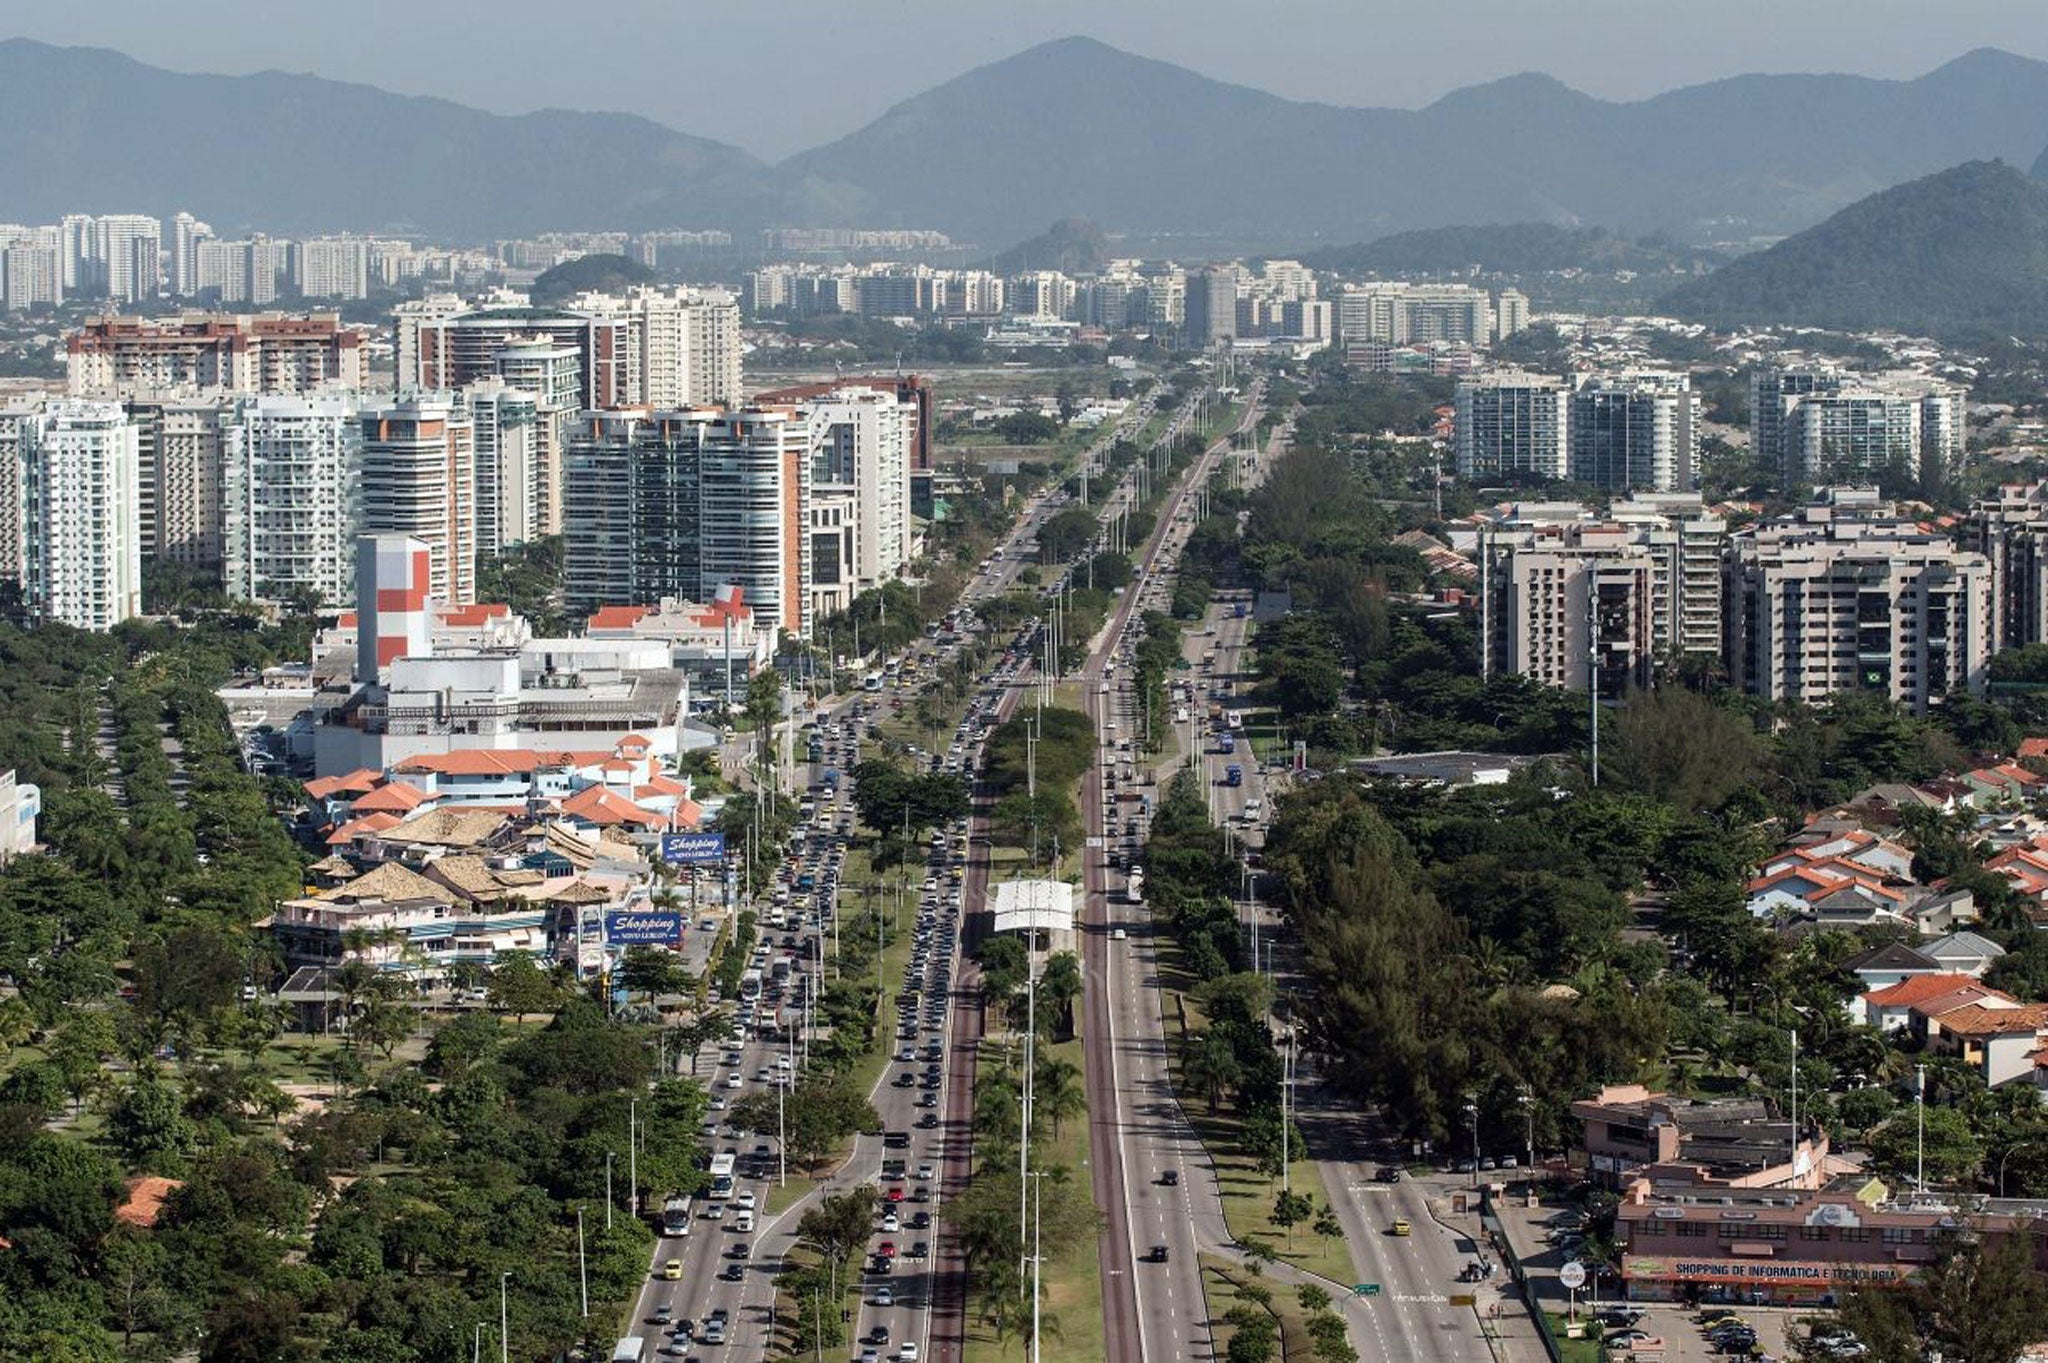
612;1338;648;1363
709;1153;737;1198
661;1195;693;1237
863;671;885;692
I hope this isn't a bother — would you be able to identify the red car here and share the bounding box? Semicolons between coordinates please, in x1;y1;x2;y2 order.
886;1186;906;1203
878;1242;898;1258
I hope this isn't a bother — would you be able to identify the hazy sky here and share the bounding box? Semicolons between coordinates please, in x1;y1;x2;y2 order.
14;0;2048;160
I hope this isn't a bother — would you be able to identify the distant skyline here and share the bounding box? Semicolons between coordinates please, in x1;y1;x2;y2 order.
12;0;2048;161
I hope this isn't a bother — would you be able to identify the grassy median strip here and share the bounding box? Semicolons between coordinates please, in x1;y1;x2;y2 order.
1202;1253;1326;1363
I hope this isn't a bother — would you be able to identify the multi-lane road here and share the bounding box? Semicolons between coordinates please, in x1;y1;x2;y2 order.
621;388;1167;1363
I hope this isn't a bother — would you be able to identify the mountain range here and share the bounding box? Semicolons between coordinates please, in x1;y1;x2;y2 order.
1660;160;2048;337
7;35;2048;248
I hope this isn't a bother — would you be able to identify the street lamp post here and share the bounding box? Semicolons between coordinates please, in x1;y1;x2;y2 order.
1519;1087;1535;1173
498;1271;510;1363
1465;1095;1481;1188
1915;1064;1927;1193
1999;1142;2040;1198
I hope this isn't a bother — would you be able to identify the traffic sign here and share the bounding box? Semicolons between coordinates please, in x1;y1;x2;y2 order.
1352;1283;1381;1298
1559;1261;1587;1290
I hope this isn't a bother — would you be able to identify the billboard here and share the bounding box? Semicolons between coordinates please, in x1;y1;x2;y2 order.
661;832;727;865
606;911;684;945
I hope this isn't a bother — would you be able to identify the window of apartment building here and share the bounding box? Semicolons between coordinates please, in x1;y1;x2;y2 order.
1881;1228;1917;1246
1674;1222;1708;1237
1798;1226;1828;1243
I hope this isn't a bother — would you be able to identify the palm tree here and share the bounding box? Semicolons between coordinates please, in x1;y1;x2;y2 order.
1184;1033;1243;1115
1039;951;1083;1039
1032;1057;1086;1141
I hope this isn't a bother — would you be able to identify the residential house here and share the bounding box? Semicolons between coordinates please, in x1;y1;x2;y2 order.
1962;763;2043;807
1921;931;2007;978
1855;973;2009;1031
1928;1002;2048;1089
1843;942;1940;999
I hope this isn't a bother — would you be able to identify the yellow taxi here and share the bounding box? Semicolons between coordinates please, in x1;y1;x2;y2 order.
1390;1218;1412;1237
663;1259;683;1280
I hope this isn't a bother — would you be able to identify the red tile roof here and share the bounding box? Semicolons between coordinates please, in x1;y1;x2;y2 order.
349;782;434;814
114;1176;183;1229
326;812;402;845
1863;974;2004;1008
392;749;617;777
439;603;510;627
587;605;651;630
1932;1002;2048;1037
304;768;384;801
560;785;663;828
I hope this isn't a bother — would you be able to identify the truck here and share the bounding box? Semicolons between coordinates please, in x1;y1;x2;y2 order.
739;969;763;1001
612;1338;648;1363
1217;732;1236;756
1233;601;1249;619
708;1153;737;1199
1224;764;1243;788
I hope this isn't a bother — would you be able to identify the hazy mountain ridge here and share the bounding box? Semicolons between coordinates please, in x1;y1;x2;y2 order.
1303;223;1728;278
8;35;2048;249
1659;160;2048;336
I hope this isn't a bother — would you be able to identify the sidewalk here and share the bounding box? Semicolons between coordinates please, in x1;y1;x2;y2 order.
1422;1183;1557;1363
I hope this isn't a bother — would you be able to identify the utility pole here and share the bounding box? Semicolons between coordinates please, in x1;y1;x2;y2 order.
1790;1028;1800;1181
498;1272;510;1363
605;1152;614;1232
576;1205;588;1319
629;1099;638;1218
1916;1064;1927;1193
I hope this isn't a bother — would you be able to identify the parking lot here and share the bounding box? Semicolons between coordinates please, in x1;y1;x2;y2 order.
1492;1191;1816;1362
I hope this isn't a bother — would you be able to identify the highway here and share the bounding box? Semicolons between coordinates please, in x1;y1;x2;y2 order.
1137;411;1508;1363
1076;380;1267;1363
623;386;1164;1363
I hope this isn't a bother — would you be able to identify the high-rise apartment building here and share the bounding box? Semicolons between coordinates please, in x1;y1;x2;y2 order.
1477;496;1726;698
168;213;213;297
410;304;631;409
564;406;812;635
804;387;916;590
1455;372;1570;480
1338;283;1495;345
193;236;286;305
295;237;372;300
126;398;228;570
696;407;812;639
1963;482;2048;653
1496;289;1531;339
463;380;540;555
12;401;144;630
1750;364;1965;487
1567;372;1699;492
91;215;162;303
1184;265;1238;345
67;313;367;397
1725;492;1991;714
1144;271;1186;331
359;397;477;606
560;286;743;408
1;240;64;310
222;395;361;605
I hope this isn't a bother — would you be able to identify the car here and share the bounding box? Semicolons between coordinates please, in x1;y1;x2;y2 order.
1374;1166;1403;1183
1592;1307;1644;1328
909;1240;930;1259
728;1241;751;1259
881;1213;900;1233
1148;1244;1170;1263
898;1347;920;1362
916;1163;935;1180
874;1286;895;1307
652;1303;674;1325
723;1073;742;1089
718;1262;743;1281
886;1186;906;1203
869;1325;892;1346
878;1241;897;1258
916;1113;940;1130
1604;1331;1661;1350
733;1190;757;1211
1159;1170;1179;1186
663;1258;683;1280
910;1211;931;1229
1389;1219;1411;1237
703;1202;725;1221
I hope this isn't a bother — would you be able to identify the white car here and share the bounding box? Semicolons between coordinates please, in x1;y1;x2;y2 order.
882;1213;900;1233
723;1073;743;1089
734;1190;757;1211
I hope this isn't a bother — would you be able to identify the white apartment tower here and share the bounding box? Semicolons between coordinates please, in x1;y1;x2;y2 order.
1455;372;1570;480
696;407;813;638
169;213;214;297
222;395;362;605
1567;371;1699;492
463;380;540;554
1751;364;1964;487
359;397;477;606
15;401;144;630
92;215;162;303
805;387;915;590
295;237;372;301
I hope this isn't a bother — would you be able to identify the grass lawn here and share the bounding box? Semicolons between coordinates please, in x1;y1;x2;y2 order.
1543;1312;1607;1363
962;1038;1104;1363
1202;1253;1326;1363
1155;943;1358;1286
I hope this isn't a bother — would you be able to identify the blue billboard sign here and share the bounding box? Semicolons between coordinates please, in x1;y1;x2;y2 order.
606;911;684;945
660;832;727;865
